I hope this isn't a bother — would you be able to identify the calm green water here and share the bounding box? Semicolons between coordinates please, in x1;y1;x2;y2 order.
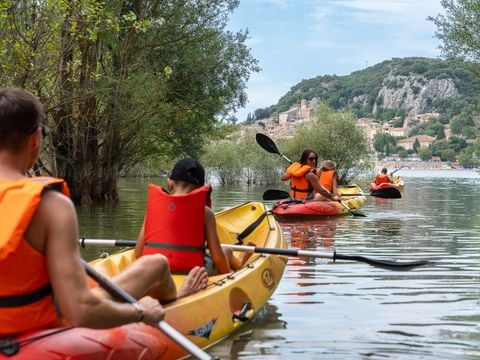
78;169;480;359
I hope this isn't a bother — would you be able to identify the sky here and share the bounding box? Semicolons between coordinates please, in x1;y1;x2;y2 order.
227;0;446;122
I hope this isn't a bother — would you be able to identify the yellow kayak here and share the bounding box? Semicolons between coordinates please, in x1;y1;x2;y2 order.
2;202;287;359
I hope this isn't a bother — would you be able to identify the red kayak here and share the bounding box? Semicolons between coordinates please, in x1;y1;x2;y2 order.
271;185;366;220
369;177;404;198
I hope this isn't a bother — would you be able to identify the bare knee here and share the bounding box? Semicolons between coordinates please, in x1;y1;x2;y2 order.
137;254;170;279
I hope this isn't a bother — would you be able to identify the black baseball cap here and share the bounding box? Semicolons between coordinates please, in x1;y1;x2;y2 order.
169;157;205;186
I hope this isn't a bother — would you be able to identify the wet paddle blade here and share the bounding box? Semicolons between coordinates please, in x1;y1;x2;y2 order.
263;189;290;200
335;253;430;271
339;200;367;217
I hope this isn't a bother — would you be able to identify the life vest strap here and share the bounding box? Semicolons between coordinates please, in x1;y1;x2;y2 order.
144;242;205;253
290;186;309;193
0;283;52;308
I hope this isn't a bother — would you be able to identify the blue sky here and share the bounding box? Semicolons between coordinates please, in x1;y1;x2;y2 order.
227;0;445;122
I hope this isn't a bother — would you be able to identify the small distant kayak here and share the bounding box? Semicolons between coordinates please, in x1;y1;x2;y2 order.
272;184;366;220
369;177;405;198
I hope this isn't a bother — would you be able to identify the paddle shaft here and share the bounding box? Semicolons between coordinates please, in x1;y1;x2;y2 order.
81;260;214;360
79;239;429;270
391;166;405;176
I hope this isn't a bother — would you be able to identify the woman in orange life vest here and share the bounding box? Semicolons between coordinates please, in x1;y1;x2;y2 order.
135;157;253;276
374;167;393;185
280;149;340;202
314;160;342;201
0;87;172;336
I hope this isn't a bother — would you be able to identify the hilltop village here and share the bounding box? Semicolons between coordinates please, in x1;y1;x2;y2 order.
240;98;470;169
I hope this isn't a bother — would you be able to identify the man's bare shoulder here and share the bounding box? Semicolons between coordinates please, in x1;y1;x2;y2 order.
33;190;76;228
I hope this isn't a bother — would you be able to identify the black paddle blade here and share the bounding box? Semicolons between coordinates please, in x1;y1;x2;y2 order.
256;133;280;155
350;211;367;217
334;253;430;271
263;189;290;200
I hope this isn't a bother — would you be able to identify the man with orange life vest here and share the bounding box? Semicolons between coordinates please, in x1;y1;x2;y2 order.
135;157;253;275
374;168;393;185
280;149;340;202
0;87;196;336
314;160;342;201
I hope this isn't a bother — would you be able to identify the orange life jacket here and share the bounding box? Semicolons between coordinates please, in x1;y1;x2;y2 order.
0;177;70;335
142;184;211;272
375;174;390;185
318;169;336;192
286;163;314;199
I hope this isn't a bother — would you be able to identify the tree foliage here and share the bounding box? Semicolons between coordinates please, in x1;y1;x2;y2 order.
283;103;372;183
201;128;280;185
0;0;258;204
429;1;480;71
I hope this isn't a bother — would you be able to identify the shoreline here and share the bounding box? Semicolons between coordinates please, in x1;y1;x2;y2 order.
377;160;466;171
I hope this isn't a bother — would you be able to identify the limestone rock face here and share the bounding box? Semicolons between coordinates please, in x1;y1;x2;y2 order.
372;74;459;116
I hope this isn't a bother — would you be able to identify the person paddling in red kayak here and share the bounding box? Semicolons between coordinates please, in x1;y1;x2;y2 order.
374;167;393;185
0;88;202;336
280;149;340;202
135;157;253;276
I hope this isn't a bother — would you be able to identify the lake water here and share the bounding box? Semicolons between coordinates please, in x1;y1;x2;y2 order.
78;169;480;359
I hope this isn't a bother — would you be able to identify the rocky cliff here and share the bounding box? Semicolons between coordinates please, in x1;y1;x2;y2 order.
373;74;459;116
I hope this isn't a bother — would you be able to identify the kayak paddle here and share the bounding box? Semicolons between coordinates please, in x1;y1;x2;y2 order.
79;239;430;271
255;133;292;163
81;260;215;360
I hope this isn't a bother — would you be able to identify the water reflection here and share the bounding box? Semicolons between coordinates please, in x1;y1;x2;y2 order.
209;304;287;359
77;171;480;359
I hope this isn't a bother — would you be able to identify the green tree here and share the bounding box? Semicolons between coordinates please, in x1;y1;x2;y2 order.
413;137;421;153
398;149;409;159
418;146;432;161
284;103;372;183
441;148;456;162
0;0;258;204
373;133;397;154
429;1;480;76
448;135;468;153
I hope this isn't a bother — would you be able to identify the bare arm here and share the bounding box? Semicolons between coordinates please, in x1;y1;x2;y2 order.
305;173;339;201
280;171;291;181
332;172;341;197
135;219;146;258
204;207;231;274
30;192;163;328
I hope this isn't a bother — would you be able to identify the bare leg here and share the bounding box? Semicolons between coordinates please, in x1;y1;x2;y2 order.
109;254;178;303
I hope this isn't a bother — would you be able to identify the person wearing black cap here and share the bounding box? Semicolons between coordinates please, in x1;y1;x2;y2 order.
135;157;252;277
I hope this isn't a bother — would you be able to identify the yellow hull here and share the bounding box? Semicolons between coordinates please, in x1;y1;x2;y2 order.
89;201;288;358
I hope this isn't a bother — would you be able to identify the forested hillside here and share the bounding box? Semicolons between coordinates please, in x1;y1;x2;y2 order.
251;57;480;123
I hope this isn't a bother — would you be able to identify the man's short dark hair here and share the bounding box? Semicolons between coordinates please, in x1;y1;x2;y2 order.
0;87;45;151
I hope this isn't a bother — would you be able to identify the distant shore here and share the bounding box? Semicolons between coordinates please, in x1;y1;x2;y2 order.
377;160;464;170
